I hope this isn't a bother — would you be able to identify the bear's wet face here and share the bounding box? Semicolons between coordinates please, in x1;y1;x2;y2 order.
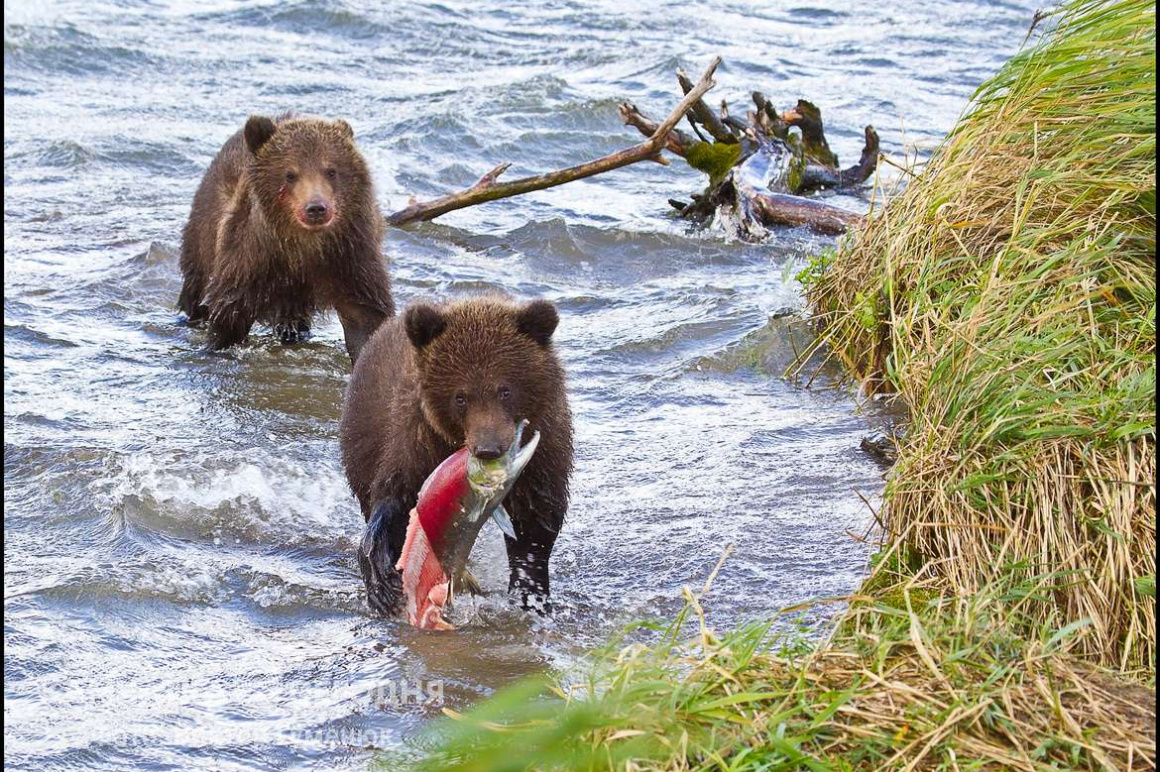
405;299;561;458
243;115;366;234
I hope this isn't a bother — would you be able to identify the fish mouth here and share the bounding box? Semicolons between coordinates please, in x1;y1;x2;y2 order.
466;419;540;494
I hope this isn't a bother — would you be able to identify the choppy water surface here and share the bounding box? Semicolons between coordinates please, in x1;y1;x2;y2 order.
5;1;1035;769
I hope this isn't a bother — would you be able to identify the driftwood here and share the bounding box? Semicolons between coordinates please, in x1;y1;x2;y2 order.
622;99;872;236
385;57;724;227
622;82;879;238
677;69;736;144
624;92;878;196
384;57;867;235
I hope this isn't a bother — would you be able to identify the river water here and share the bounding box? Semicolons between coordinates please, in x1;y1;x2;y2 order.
4;1;1035;769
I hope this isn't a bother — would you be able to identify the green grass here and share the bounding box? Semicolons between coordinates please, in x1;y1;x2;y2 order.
398;569;1154;772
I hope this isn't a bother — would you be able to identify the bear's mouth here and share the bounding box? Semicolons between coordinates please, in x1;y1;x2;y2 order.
295;213;335;230
466;420;540;498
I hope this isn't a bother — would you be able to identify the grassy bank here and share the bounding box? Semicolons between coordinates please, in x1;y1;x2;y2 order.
402;573;1154;771
800;0;1155;672
401;1;1156;768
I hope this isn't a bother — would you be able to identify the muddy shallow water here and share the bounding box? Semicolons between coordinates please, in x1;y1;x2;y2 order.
5;1;1035;769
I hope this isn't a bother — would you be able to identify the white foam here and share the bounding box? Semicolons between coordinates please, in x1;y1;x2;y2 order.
99;450;363;548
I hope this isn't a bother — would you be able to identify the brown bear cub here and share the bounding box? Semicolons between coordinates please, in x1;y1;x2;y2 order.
178;114;393;362
340;296;573;616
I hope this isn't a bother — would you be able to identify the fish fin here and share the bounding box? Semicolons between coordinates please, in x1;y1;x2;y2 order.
492;504;517;540
456;571;485;596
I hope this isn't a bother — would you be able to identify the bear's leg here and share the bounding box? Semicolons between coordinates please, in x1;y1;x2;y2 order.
177;272;209;323
206;297;257;351
178;236;211;323
336;301;390;364
502;509;560;613
359;499;407;616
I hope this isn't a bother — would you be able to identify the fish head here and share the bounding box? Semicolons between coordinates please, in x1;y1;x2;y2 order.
418;420;540;588
466;418;540;503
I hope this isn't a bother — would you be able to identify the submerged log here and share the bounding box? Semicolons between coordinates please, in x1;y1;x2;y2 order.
734;184;861;236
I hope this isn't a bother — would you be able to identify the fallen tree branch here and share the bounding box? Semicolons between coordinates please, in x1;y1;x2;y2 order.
745;189;861;235
385;57;723;226
795;126;881;191
677;69;738;144
751;91;788;137
838;126;881;188
618;102;696;156
469;162;511;191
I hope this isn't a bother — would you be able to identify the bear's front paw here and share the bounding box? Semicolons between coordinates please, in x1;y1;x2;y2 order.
359;503;403;617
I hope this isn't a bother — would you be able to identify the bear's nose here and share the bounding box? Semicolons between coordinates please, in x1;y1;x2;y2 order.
304;198;330;221
471;443;505;462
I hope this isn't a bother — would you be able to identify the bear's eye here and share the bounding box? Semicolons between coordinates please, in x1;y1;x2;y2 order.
285;171;298;183
498;385;512;402
325;167;337;180
454;392;467;408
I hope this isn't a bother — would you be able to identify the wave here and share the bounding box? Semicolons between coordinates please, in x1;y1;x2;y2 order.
99;450;362;550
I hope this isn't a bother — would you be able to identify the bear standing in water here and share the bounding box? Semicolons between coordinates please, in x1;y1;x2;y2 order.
178;115;393;362
341;297;573;616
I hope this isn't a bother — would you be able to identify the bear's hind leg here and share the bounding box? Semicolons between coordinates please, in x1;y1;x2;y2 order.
335;301;390;364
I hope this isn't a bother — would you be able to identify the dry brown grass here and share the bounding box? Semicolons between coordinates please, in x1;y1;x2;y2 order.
792;579;1158;771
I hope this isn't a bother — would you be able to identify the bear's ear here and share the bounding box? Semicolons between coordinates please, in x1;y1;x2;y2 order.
244;115;277;155
516;300;558;347
405;304;447;350
335;119;354;140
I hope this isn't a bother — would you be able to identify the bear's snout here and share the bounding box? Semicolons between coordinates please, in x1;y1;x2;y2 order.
468;418;515;462
470;441;505;461
302;196;333;226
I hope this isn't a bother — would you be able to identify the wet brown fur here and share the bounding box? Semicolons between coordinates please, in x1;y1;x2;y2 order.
178;114;393;362
340;296;573;613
